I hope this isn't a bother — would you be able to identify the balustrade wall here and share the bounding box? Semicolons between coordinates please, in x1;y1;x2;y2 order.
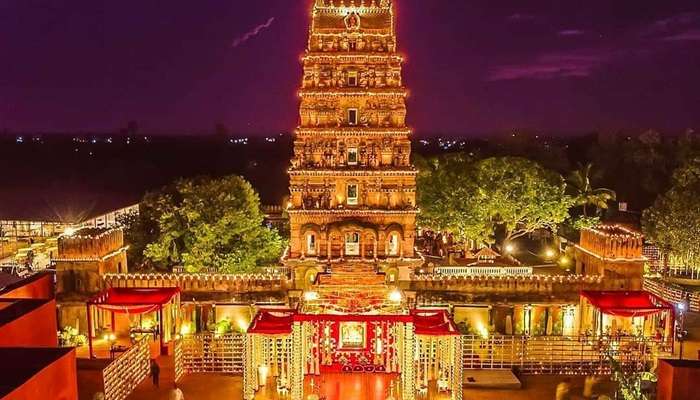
462;335;661;375
644;278;700;312
434;266;533;276
102;336;150;400
411;274;628;301
178;333;245;374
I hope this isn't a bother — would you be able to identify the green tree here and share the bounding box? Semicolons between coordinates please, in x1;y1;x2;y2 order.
116;199;161;270
643;158;700;267
417;155;574;246
567;163;616;216
142;175;285;273
475;157;574;242
416;153;494;247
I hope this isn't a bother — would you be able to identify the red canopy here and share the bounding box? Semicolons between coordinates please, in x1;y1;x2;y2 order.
88;287;180;314
581;290;673;317
412;310;460;336
247;309;295;335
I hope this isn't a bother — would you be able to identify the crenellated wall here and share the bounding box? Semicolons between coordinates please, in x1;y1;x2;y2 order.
409;274;630;303
102;273;292;302
57;228;125;260
579;225;643;260
574;225;645;290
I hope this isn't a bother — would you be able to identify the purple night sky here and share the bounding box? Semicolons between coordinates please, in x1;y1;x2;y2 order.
0;0;699;137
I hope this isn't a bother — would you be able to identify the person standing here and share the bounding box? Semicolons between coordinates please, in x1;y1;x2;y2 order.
555;378;571;400
150;359;161;388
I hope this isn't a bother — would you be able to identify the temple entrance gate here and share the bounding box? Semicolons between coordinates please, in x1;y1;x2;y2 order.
345;232;361;256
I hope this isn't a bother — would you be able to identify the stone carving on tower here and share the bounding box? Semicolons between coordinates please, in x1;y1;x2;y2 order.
286;0;419;276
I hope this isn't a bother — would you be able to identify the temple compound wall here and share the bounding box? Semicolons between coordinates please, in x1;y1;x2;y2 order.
574;225;645;290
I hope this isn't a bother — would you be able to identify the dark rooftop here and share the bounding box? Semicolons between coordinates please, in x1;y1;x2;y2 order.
0;192;138;223
659;358;700;368
0;298;52;328
0;347;73;397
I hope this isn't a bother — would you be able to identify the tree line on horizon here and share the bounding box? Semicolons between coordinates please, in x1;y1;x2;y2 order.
117;128;700;273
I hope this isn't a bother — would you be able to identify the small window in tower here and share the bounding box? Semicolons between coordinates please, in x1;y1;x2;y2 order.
347;147;358;165
349;41;357;51
348;71;358;87
388;233;400;256
347;184;358;205
307;233;316;255
348;109;358;126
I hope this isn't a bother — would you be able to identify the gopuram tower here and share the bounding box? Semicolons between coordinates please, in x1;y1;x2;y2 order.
286;0;419;283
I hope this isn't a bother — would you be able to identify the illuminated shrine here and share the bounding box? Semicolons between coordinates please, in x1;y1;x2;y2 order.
243;264;463;400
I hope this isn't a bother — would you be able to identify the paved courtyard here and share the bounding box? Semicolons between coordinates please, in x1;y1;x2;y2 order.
79;366;615;400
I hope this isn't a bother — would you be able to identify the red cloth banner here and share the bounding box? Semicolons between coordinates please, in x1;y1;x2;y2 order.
581;290;674;317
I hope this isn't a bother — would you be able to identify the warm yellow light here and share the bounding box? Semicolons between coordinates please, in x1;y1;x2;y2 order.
304;291;319;301
544;248;556;259
180;323;192;337
109;333;116;341
63;227;76;236
476;323;489;339
236;318;249;332
141;318;154;330
258;365;270;386
504;243;516;254
388;289;402;303
102;334;109;341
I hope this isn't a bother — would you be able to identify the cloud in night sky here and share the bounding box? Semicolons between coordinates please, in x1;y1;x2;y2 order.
662;29;700;41
489;12;700;82
232;17;276;48
488;50;611;81
642;12;700;41
506;13;538;23
558;29;586;37
1;0;698;135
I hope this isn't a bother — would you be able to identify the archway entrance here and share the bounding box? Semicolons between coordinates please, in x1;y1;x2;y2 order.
345;232;361;256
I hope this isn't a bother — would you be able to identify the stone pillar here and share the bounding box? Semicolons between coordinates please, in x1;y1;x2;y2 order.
401;322;416;400
451;335;463;400
243;334;256;400
326;233;332;260
290;322;304;400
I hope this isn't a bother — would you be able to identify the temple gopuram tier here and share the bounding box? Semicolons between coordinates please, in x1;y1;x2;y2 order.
286;0;420;280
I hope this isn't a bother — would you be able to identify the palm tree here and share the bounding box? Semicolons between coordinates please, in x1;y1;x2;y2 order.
567;163;616;216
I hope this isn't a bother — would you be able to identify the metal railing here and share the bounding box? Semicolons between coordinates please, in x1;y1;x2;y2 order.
462;335;663;375
435;265;533;276
102;337;150;400
178;333;245;374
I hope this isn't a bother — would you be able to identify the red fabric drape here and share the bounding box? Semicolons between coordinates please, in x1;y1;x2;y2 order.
413;310;459;336
247;309;295;334
88;287;179;315
89;287;179;306
94;304;161;314
581;290;673;317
